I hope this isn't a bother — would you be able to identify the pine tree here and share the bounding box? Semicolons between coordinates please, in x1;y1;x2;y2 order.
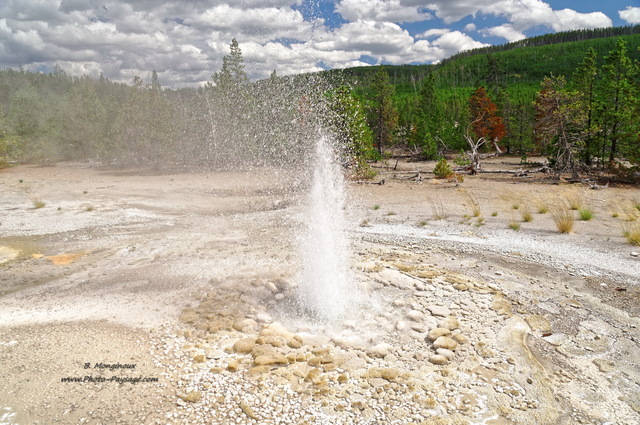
597;38;635;164
326;85;375;177
369;68;398;155
212;38;248;91
534;75;586;176
415;74;441;159
572;48;598;165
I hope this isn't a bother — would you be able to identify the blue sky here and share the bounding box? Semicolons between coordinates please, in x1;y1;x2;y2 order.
0;1;638;87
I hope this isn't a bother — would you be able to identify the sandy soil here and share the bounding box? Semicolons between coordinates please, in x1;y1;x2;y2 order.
1;159;639;425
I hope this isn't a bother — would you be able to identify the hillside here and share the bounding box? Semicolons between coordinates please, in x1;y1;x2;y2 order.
330;26;640;97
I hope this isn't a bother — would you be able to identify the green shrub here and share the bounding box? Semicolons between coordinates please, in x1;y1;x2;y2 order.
578;208;594;221
433;158;453;179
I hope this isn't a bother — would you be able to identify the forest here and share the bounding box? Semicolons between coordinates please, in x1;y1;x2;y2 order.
0;27;639;179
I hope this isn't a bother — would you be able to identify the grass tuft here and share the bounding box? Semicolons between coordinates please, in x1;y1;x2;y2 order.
578;208;594;221
461;189;481;217
623;224;640;246
508;221;521;231
372;204;380;210
428;198;448;220
520;204;533;222
550;203;575;233
565;188;585;211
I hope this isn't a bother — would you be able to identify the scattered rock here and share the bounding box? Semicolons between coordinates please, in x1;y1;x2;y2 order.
247;365;271;375
631;251;639;257
407;310;425;322
433;336;458;351
427;305;451;317
232;318;258;333
253;353;288;366
226;359;240;372
438;317;460;330
308;355;334;366
366;343;394;358
239;401;259;420
427;328;451;341
287;337;303;349
366;367;404;381
233;338;256;354
178;390;201;403
428;355;449;365
260;322;294;340
436;348;455;360
451;333;470;345
304;368;323;384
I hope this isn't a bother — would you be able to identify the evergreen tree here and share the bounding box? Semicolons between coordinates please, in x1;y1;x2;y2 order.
326;85;375;177
369;67;398;155
572;48;598;165
212;38;248;91
534;75;586;176
597;38;635;164
415;74;441;159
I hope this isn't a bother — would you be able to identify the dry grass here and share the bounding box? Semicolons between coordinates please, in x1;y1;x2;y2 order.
534;194;550;214
564;187;586;211
428;198;448;220
520;204;534;222
460;189;481;217
500;189;523;211
623;223;640;246
19;186;46;209
550;202;575;233
618;197;640;222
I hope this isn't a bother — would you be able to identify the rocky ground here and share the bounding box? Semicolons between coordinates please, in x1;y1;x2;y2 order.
0;159;639;425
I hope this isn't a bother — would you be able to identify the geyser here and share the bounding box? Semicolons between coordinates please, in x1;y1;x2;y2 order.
296;134;357;322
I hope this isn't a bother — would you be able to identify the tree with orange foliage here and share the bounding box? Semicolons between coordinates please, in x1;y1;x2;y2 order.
465;87;505;174
469;87;506;151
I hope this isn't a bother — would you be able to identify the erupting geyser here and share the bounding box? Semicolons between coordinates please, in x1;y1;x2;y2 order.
296;134;357;322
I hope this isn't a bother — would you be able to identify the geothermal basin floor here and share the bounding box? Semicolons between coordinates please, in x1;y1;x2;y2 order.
0;162;639;425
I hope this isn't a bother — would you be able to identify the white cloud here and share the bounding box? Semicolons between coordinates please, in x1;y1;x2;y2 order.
455;0;612;42
336;0;431;23
0;0;620;87
481;24;525;42
620;7;640;25
416;28;450;39
551;9;612;32
433;31;489;56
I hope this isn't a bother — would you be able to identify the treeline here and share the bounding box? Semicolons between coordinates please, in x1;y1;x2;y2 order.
330;32;640;175
0;40;369;173
442;25;640;65
1;29;638;178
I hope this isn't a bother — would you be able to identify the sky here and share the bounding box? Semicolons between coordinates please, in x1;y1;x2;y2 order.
0;0;638;88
